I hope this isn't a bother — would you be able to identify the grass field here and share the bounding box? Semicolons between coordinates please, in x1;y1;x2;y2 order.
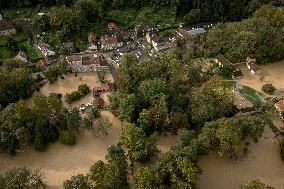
239;85;265;107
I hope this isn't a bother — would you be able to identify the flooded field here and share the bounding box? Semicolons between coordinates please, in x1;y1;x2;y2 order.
0;111;121;189
198;126;284;189
40;72;113;108
237;60;284;96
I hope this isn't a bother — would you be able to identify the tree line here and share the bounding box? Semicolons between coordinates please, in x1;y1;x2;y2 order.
206;5;284;63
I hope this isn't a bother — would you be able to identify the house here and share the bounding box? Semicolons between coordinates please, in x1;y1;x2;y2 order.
108;22;118;30
232;68;243;79
63;42;75;53
35;41;55;57
135;24;154;37
146;32;171;51
214;54;231;68
176;27;206;38
94;98;105;109
88;33;101;50
16;51;28;62
246;57;261;75
0;15;16;36
274;101;284;112
247;63;261;75
66;53;109;73
117;29;132;43
36;60;47;69
101;35;123;51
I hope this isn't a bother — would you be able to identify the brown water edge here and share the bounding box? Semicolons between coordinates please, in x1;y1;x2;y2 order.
198;126;284;189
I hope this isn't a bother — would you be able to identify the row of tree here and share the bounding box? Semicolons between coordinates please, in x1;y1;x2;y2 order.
0;59;35;108
3;0;282;23
206;5;284;63
61;114;267;188
0;93;82;154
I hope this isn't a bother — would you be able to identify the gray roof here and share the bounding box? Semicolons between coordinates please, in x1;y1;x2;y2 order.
187;28;206;36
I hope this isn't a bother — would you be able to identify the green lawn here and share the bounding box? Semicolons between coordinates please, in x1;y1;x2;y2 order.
3;6;41;18
107;8;137;28
239;86;265;108
0;37;8;46
137;7;177;26
0;47;14;59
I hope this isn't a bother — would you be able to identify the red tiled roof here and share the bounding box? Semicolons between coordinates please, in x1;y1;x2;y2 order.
275;101;284;111
108;22;118;30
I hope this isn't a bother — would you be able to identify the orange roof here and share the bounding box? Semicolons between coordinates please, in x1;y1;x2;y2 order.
275;101;284;110
66;55;82;62
108;22;118;30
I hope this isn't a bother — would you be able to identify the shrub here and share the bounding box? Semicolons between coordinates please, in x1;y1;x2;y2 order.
65;91;82;104
33;135;47;151
262;84;276;95
78;84;91;96
63;174;93;189
242;180;274;189
59;130;76;145
0;167;45;189
280;138;284;161
92;109;100;118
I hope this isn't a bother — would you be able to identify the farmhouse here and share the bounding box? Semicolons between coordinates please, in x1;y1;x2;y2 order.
0;16;16;36
146;32;171;51
247;63;261;75
214;54;231;68
66;54;109;73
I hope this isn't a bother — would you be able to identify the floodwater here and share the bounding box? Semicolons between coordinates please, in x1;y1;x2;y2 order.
40;72;113;108
198;126;284;189
0;111;121;189
237;59;284;96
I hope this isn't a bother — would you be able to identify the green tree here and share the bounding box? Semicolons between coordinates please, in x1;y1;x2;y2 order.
262;84;276;95
0;168;45;189
78;84;91;95
59;130;76;145
134;167;163;189
242;180;274;189
190;75;235;126
183;9;201;25
121;123;158;162
170;112;190;134
63;174;93;189
94;118;112;137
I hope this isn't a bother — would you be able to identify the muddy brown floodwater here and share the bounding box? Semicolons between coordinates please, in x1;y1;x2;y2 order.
198;126;284;189
0;111;121;189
